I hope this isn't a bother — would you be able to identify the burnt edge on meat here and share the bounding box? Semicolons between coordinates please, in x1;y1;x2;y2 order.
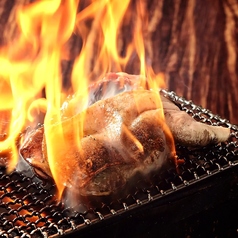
19;83;230;200
20;90;176;199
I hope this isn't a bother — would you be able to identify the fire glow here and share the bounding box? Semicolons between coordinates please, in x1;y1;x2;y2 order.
0;0;172;198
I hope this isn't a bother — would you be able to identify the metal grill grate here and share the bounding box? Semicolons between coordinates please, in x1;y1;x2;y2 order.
0;90;238;238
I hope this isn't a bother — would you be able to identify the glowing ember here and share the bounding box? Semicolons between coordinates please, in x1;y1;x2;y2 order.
0;0;170;198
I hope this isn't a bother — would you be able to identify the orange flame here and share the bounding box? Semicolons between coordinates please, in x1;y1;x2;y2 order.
0;0;174;198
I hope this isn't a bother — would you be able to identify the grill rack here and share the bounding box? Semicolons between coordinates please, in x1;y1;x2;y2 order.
0;90;238;238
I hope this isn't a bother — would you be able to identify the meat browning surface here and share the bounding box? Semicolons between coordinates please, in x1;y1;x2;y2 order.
89;72;230;147
161;96;230;147
21;89;175;196
20;72;230;196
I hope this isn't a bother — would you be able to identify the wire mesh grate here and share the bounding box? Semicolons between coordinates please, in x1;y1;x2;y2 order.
0;90;237;237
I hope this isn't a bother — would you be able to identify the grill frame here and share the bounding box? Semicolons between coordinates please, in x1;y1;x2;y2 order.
0;90;238;238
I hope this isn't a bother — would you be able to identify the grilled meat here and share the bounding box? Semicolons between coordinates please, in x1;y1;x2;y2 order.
20;72;230;196
21;89;175;196
161;96;230;147
88;72;230;147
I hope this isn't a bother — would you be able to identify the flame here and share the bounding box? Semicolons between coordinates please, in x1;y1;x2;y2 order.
0;0;175;199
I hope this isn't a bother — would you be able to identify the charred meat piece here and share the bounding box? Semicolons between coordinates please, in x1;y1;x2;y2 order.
20;90;175;196
88;72;230;146
20;72;230;196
